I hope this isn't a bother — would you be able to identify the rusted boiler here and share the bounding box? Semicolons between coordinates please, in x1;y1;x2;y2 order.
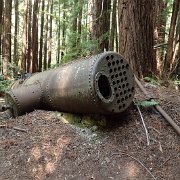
5;51;135;117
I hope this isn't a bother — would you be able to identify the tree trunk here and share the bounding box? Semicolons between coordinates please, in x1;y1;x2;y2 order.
2;0;12;75
166;0;180;72
57;1;60;64
171;10;180;75
30;0;40;73
0;0;3;62
154;0;167;76
88;0;111;52
39;0;45;72
48;0;53;69
13;0;19;76
77;0;83;45
118;0;156;77
109;0;117;51
27;0;32;73
21;0;28;73
44;0;49;71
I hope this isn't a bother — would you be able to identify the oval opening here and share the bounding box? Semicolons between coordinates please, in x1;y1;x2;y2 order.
98;75;112;100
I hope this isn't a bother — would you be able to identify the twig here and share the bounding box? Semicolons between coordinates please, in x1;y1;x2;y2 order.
13;127;28;133
159;152;180;167
111;152;157;180
134;101;150;146
0;124;28;133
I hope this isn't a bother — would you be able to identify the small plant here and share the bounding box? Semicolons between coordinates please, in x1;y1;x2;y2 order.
144;77;160;85
0;75;12;96
135;100;159;107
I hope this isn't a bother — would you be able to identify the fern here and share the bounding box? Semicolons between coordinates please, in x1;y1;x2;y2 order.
135;100;159;107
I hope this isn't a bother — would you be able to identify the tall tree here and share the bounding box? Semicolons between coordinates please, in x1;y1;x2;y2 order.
154;0;167;76
13;0;19;76
118;0;156;77
0;0;3;63
56;1;61;64
27;0;32;72
39;0;45;72
166;0;180;72
109;0;117;51
44;0;49;71
48;0;53;68
2;0;12;75
21;0;28;73
88;0;111;52
30;0;40;73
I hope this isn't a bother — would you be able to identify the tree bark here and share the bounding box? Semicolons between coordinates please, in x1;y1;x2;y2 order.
0;0;3;61
57;1;60;64
13;0;19;76
48;0;53;69
88;0;111;52
166;0;180;72
154;0;167;76
2;0;12;75
44;0;49;71
21;0;28;73
39;0;45;72
30;0;40;73
109;0;117;51
27;0;32;73
118;0;156;77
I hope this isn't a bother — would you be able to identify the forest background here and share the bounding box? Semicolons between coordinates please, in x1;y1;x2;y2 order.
0;0;179;90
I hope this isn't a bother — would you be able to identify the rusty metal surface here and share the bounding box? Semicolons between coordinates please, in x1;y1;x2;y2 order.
6;51;135;117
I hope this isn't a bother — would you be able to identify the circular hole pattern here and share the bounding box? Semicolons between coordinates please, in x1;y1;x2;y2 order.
121;78;124;82
116;60;119;64
119;72;122;76
108;62;111;67
117;100;120;104
118;67;121;71
116;94;119;97
111;55;114;59
109;69;112;73
121;59;123;63
106;56;110;60
114;68;117;72
123;71;126;75
117;80;120;84
122;84;125;88
126;64;129;69
122;65;125;69
119;106;122;110
112;61;115;66
114;87;117;91
125;77;127;81
123;104;126;108
111;75;114;79
115;74;118;78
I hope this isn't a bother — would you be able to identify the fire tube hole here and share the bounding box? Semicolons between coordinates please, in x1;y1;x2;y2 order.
98;75;112;100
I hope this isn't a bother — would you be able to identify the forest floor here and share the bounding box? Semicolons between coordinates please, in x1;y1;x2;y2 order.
0;81;180;180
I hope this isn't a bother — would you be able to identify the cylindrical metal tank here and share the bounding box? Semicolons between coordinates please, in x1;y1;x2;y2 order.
6;51;135;117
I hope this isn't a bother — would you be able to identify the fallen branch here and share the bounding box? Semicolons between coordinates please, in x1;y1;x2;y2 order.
111;152;157;180
134;101;150;146
135;76;180;136
0;124;28;133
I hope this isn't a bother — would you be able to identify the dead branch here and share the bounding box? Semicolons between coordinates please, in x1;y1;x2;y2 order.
135;76;180;136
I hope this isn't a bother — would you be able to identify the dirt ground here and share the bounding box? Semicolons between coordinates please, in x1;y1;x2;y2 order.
0;82;180;180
